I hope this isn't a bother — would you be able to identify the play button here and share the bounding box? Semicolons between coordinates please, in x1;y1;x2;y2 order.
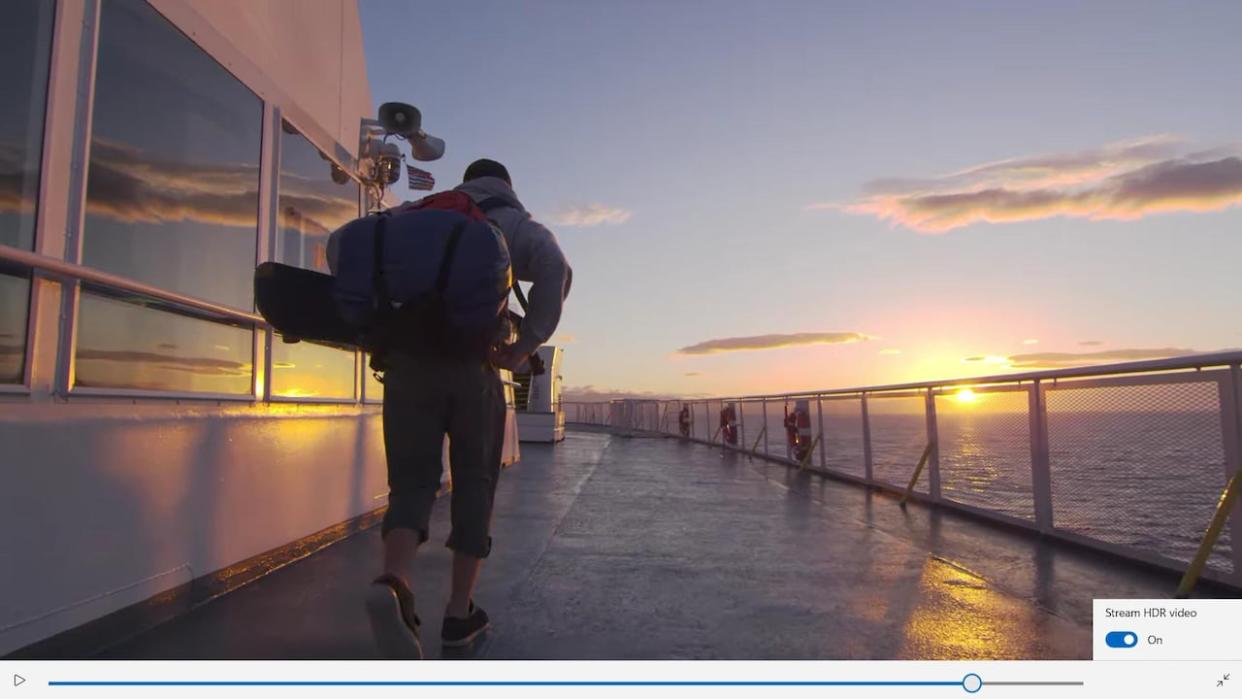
13;674;26;687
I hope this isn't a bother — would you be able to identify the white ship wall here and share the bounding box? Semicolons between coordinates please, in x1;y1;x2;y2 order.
0;0;389;655
0;403;388;654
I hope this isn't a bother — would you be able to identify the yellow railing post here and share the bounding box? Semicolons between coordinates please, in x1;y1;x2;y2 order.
799;433;823;470
748;426;767;461
900;442;935;508
1176;469;1242;598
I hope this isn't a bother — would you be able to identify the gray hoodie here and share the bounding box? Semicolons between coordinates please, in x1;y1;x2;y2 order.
455;176;572;357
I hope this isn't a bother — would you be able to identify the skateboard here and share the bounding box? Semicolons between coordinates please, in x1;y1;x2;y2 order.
254;262;362;346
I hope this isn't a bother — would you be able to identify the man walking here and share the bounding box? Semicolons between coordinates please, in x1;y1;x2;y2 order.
366;159;572;659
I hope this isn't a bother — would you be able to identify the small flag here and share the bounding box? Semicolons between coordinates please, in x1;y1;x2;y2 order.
406;164;435;191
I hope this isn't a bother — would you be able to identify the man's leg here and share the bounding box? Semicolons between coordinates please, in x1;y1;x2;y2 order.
367;353;448;658
440;361;506;645
447;553;483;618
379;354;447;579
382;528;423;589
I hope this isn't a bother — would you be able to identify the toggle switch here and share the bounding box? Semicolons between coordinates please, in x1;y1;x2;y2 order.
1105;630;1139;648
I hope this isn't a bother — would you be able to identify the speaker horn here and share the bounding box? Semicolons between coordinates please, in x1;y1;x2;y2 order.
409;132;445;161
377;102;445;161
377;102;422;137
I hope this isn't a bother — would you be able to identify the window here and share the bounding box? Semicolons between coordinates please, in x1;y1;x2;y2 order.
364;357;384;402
269;122;359;400
0;0;55;383
274;121;358;273
0;271;31;383
75;292;253;395
81;0;263;307
74;0;262;393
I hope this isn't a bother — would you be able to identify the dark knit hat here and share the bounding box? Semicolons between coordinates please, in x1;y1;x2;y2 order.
463;158;511;185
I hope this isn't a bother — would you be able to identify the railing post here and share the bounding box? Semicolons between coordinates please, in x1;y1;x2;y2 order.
761;397;769;455
817;394;826;469
861;393;874;482
1029;380;1054;533
710;402;720;446
739;399;747;449
924;388;941;501
780;400;788;461
1218;367;1242;585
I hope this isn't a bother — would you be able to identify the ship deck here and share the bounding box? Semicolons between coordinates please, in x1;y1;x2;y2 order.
103;429;1180;660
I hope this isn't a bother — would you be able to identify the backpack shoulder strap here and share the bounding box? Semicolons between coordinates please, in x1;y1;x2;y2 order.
512;282;530;313
474;197;530;312
434;220;468;295
371;214;391;314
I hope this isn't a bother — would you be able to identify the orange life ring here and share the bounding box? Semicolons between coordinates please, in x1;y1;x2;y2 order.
678;405;692;437
784;402;813;461
719;404;738;445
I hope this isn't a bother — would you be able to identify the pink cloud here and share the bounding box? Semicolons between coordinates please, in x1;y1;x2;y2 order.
818;137;1242;233
676;331;871;355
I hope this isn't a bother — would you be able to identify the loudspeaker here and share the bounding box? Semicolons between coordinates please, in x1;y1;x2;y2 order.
409;133;445;162
377;102;422;137
378;102;445;161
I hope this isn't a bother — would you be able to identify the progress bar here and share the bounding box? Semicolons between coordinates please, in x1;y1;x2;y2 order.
50;685;968;690
44;674;1089;693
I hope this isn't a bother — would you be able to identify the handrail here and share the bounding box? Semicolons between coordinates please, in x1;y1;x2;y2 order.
563;351;1242;592
566;350;1242;403
0;243;268;328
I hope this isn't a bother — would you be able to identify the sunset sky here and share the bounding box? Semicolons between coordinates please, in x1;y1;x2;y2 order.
361;0;1242;398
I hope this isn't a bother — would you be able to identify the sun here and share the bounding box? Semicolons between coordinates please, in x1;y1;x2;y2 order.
954;388;979;404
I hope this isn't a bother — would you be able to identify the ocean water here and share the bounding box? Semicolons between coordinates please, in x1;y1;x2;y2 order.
648;397;1235;574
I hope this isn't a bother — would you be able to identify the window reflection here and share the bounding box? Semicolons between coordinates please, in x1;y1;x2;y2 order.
75;292;253;395
270;122;359;400
0;0;53;251
0;272;31;383
364;357;384;402
276;120;358;272
271;337;356;400
0;0;55;384
81;0;262;310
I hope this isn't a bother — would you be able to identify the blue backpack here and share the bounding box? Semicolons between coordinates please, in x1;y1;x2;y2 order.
330;191;513;364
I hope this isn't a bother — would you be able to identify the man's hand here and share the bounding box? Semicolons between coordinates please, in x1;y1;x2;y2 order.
489;344;530;372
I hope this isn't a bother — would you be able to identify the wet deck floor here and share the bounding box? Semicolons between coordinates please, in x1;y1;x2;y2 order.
105;429;1180;660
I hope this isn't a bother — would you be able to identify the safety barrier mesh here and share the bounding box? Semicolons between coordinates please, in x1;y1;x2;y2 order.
567;402;607;426
691;401;707;441
739;399;773;456
819;396;867;477
763;399;792;462
705;400;721;444
935;389;1034;520
867;394;929;491
570;374;1239;581
1046;379;1233;572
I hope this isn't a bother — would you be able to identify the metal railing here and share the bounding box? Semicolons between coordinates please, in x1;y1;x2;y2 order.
0;243;379;404
1;244;268;328
565;352;1242;592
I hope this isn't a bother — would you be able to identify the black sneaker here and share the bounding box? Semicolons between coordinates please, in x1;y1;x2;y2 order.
440;601;490;647
365;574;423;659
